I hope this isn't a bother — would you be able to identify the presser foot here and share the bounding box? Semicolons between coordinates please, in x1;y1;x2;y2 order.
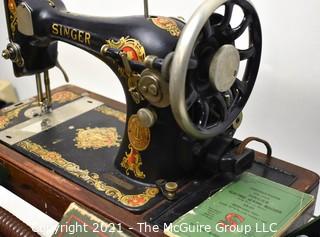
39;100;53;115
23;101;52;119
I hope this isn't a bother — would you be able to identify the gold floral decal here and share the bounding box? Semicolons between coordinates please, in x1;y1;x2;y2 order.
95;105;126;123
121;114;150;179
104;37;145;104
121;144;145;179
0;104;28;129
18;140;159;207
52;91;80;103
151;17;181;37
105;36;146;62
7;0;18;38
75;127;122;150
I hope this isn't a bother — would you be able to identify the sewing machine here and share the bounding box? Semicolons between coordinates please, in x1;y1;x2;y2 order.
0;0;318;236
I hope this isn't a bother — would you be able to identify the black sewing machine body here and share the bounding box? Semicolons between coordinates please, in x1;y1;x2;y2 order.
1;0;262;212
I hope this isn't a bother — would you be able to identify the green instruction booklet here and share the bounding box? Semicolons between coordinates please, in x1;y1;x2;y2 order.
164;172;314;237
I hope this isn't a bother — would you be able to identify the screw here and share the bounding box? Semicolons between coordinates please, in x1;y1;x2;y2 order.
48;0;55;7
165;182;178;192
140;85;148;92
148;84;158;96
131;91;141;104
100;45;109;55
165;182;178;200
2;49;10;60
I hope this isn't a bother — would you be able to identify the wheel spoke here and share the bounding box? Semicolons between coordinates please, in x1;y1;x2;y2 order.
203;20;214;38
188;57;199;69
217;2;234;30
230;16;252;40
213;93;228;121
186;89;198;110
229;79;246;111
199;100;210;128
233;78;247;95
239;46;255;60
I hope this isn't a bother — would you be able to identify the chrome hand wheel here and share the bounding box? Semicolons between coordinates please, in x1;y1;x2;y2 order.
170;0;262;139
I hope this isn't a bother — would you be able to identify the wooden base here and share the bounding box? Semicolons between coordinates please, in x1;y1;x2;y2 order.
0;85;318;236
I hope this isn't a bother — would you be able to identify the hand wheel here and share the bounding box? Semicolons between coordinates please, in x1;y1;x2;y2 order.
169;0;262;139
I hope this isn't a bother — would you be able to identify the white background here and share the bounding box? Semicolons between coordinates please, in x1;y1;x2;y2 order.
0;0;319;232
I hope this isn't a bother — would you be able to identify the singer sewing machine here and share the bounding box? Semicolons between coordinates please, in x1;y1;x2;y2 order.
0;0;318;236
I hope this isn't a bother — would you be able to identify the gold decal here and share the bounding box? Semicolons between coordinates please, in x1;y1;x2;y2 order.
104;37;146;62
104;37;146;104
78;31;84;43
121;144;145;179
151;17;181;37
95;105;126;123
51;23;91;46
63;27;70;37
71;29;77;41
121;187;158;207
18;140;159;207
85;32;91;45
8;0;18;38
8;0;16;13
51;23;59;35
74;127;122;150
121;114;150;179
52;91;80;103
127;114;150;151
0;104;28;129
